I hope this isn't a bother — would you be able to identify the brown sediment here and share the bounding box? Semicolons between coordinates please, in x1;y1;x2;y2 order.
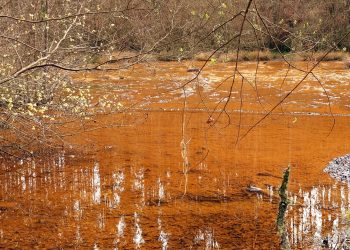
0;61;350;249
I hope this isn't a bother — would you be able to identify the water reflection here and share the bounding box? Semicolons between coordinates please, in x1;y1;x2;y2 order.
288;184;350;249
158;215;169;250
193;228;220;249
114;215;125;249
75;225;83;245
133;212;145;249
111;170;124;208
1;151;350;249
158;178;165;202
73;200;82;220
92;162;101;204
132;167;145;208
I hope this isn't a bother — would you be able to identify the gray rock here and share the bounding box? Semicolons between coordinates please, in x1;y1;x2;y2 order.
324;154;350;183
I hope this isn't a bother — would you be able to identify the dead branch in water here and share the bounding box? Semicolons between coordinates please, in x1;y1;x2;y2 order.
277;166;291;250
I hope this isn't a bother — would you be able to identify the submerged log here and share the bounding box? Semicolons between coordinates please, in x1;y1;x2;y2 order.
246;185;262;193
187;68;200;72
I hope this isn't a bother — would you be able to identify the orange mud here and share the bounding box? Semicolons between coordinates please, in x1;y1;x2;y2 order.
1;61;350;249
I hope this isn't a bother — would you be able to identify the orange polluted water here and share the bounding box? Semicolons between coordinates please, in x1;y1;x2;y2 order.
1;61;350;249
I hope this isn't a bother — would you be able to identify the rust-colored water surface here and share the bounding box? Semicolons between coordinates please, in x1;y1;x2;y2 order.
1;61;350;249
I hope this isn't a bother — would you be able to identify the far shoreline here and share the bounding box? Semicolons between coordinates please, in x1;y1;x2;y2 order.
92;50;350;67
